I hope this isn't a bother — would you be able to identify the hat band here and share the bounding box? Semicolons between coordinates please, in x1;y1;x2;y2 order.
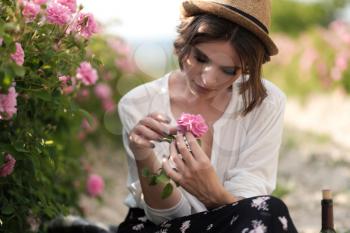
215;2;269;34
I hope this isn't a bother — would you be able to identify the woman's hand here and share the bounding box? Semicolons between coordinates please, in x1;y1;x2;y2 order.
162;132;236;208
128;112;176;159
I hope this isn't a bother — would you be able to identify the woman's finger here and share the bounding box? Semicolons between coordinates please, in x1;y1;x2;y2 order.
168;126;178;136
176;132;195;165
162;158;182;184
128;133;154;149
140;116;171;137
184;132;203;156
185;132;211;165
171;152;186;173
148;112;171;124
134;124;163;142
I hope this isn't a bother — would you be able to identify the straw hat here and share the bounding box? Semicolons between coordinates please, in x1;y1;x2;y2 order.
180;0;278;56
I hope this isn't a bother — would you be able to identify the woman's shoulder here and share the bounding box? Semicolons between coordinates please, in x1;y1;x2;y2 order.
261;79;286;108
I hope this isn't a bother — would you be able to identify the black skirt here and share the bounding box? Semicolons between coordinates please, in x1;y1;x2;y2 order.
117;195;299;233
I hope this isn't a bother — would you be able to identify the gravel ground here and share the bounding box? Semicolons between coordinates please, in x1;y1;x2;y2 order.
80;92;350;233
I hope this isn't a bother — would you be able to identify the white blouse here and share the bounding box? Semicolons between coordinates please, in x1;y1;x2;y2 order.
117;72;286;224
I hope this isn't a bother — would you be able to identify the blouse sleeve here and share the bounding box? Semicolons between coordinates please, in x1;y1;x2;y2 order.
118;97;192;224
223;92;286;198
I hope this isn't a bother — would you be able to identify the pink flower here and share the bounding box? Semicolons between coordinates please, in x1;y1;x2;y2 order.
76;88;90;102
86;174;104;197
115;57;136;73
33;0;47;5
108;38;131;56
46;2;71;25
94;83;112;100
70;12;98;38
11;42;25;66
102;98;116;112
330;20;350;44
0;87;18;120
76;62;98;86
176;113;208;138
22;2;40;22
0;38;3;46
0;154;16;177
58;75;76;94
81;117;97;133
57;0;76;13
335;54;349;72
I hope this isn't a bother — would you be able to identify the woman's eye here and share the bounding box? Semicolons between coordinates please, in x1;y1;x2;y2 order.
222;68;237;76
194;55;208;63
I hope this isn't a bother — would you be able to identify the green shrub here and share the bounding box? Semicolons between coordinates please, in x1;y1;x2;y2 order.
0;1;102;232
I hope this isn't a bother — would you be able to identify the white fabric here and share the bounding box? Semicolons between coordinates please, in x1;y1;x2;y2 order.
117;72;286;223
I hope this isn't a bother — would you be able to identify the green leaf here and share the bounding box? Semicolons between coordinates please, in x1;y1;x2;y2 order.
14;142;29;152
161;183;173;199
12;65;25;77
2;204;15;215
156;171;170;184
149;175;157;186
78;108;94;125
142;167;151;177
32;90;52;101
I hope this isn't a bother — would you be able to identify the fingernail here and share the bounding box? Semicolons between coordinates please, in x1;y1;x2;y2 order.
163;128;170;135
151;143;155;148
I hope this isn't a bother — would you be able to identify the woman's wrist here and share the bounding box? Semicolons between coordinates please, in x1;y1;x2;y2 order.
208;186;238;208
131;145;155;161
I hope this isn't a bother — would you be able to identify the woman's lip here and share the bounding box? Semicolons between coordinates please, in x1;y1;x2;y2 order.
193;83;213;92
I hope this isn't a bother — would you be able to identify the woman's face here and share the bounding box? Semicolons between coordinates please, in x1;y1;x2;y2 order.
182;40;242;99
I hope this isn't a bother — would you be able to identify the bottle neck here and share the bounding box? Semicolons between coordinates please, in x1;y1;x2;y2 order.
321;199;335;231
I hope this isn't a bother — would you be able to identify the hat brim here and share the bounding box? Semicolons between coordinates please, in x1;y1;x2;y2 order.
181;0;278;56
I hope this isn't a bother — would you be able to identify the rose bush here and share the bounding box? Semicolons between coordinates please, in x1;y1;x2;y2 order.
265;20;350;97
0;0;114;232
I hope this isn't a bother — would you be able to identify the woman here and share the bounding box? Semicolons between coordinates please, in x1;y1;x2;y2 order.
116;0;298;232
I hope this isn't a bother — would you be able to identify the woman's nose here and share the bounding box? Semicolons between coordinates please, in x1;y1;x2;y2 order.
200;65;218;87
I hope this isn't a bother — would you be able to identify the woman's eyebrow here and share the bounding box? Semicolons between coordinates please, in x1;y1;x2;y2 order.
193;47;208;58
193;46;241;69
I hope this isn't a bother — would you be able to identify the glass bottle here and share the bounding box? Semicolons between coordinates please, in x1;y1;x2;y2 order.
320;189;336;233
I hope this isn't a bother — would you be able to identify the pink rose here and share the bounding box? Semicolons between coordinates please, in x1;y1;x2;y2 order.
94;83;112;100
58;75;76;94
46;2;71;25
176;113;208;138
11;42;25;66
22;2;40;22
86;174;104;197
102;98;116;112
115;57;136;73
0;154;16;177
335;54;348;72
108;38;131;56
0;87;18;120
81;117;97;133
57;0;76;13
69;12;98;38
76;62;98;86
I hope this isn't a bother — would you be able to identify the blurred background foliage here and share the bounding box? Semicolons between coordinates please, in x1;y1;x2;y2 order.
271;0;348;36
264;0;350;98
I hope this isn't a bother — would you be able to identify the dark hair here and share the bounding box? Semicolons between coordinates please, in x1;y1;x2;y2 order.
173;14;270;116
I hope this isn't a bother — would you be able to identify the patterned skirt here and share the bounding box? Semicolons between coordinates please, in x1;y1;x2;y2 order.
117;195;299;233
